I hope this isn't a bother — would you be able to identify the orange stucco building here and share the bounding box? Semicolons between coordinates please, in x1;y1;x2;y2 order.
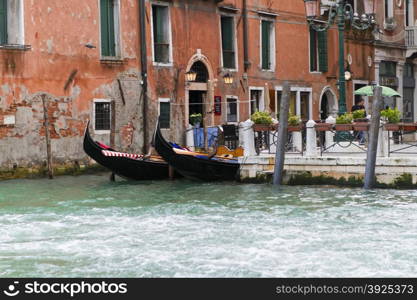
0;0;415;171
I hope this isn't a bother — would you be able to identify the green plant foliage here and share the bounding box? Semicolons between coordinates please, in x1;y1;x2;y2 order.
352;109;366;120
336;113;353;124
381;107;401;123
189;113;202;125
288;114;301;126
251;111;273;125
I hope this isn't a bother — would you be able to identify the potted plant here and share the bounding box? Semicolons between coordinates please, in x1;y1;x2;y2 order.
287;115;303;132
381;108;401;131
352;109;366;121
352;109;369;131
189;113;202;127
251;111;274;131
335;113;353;131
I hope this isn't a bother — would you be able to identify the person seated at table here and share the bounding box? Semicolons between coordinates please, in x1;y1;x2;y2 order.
351;98;366;115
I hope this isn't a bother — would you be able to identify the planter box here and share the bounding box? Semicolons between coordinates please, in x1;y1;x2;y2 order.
334;124;353;131
401;123;417;132
353;122;369;131
314;123;333;132
253;124;275;132
287;124;303;132
384;123;400;131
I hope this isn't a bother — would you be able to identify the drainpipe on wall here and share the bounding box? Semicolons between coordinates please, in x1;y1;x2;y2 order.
243;0;250;73
139;0;148;154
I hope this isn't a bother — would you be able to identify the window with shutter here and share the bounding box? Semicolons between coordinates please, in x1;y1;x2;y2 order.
261;20;272;70
380;61;396;76
0;0;7;44
221;16;236;69
309;27;318;72
100;0;116;57
152;5;171;63
309;27;327;73
318;30;328;72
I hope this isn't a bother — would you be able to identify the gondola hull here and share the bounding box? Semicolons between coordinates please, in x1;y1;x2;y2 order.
154;122;240;181
83;124;170;180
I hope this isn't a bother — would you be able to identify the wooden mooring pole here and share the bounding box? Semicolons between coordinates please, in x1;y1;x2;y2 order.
41;94;54;179
273;82;291;185
364;86;383;189
169;166;175;180
110;100;116;182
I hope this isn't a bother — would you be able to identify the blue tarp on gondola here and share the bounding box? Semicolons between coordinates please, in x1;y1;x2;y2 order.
193;127;218;148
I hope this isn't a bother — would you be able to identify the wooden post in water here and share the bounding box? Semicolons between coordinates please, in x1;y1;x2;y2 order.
273;82;291;185
41;94;54;179
110;100;116;182
169;166;175;180
203;93;208;151
364;86;383;189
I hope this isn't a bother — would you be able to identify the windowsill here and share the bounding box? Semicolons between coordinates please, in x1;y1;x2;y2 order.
221;67;238;72
261;68;275;72
100;57;126;65
94;130;111;135
153;62;174;67
309;71;322;74
0;44;31;51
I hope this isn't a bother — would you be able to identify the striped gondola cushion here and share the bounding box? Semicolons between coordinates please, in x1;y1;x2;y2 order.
101;150;143;160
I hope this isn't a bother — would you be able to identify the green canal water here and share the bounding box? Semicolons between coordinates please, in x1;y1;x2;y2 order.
0;174;416;277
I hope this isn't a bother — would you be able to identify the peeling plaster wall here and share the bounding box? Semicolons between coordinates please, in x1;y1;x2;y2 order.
0;0;142;170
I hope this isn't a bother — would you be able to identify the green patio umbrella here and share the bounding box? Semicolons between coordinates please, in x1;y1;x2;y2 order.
354;85;401;97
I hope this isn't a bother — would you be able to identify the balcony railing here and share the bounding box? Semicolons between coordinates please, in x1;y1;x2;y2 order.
406;26;417;48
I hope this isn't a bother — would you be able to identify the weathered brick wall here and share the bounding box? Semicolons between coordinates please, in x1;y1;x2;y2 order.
0;1;143;171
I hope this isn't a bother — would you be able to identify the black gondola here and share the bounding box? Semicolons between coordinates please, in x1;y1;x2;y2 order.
153;120;240;181
83;122;170;180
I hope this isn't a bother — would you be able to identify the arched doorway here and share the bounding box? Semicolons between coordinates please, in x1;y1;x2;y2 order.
188;61;209;126
319;87;338;120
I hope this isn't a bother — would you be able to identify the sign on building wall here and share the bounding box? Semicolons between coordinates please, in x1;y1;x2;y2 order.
380;76;398;88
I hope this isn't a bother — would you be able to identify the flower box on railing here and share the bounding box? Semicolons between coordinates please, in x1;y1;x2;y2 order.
314;123;333;131
334;124;353;131
252;124;276;132
400;123;417;132
384;123;400;131
287;124;304;132
352;122;369;131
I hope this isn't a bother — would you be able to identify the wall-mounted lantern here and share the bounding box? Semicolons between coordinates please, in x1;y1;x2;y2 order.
223;73;234;84
185;70;197;82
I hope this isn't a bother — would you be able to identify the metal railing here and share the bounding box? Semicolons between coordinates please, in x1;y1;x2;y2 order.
387;129;417;157
253;129;304;156
318;129;368;156
406;26;417;47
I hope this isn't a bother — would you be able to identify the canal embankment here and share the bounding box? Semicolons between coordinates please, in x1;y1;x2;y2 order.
0;160;106;180
239;155;417;188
